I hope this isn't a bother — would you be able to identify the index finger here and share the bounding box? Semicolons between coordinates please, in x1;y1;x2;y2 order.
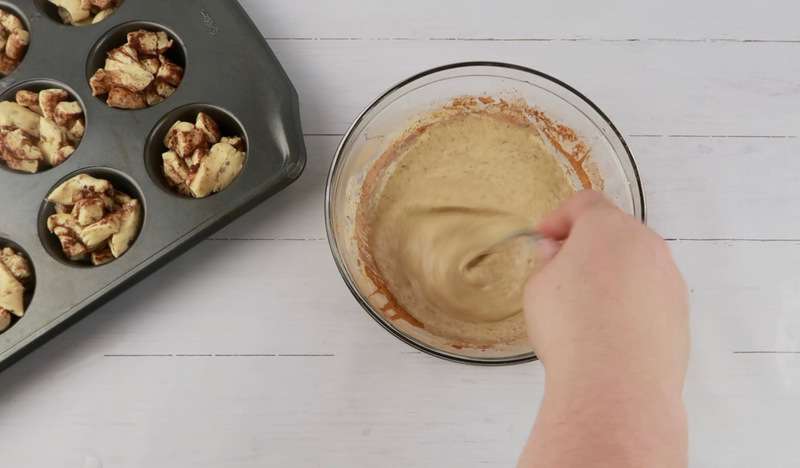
537;190;610;240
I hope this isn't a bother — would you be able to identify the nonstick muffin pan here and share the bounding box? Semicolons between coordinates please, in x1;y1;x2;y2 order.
0;0;306;370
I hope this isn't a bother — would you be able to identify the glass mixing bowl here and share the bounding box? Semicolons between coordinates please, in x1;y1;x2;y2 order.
325;62;645;365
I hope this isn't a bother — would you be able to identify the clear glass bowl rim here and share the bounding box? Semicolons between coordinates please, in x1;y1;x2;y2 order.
324;61;646;366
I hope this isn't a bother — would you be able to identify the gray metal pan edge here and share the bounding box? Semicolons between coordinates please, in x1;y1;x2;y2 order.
0;0;307;370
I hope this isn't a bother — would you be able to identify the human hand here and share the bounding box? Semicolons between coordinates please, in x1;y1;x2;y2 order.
524;190;689;392
519;191;689;468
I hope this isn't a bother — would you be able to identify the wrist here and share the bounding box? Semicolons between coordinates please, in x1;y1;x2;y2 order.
533;396;687;468
537;369;688;467
543;361;687;429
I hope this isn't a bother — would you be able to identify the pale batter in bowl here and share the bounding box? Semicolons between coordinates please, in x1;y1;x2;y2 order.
359;107;576;347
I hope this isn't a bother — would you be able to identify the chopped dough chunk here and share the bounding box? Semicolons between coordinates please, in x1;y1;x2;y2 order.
46;174;142;265
161;113;246;198
48;0;121;26
89;28;184;109
0;89;84;173
0;9;28;76
0;247;32;333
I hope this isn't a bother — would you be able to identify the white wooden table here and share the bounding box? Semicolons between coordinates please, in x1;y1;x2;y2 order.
2;1;800;466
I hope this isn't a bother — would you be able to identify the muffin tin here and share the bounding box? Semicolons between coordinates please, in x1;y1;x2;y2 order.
0;0;307;370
